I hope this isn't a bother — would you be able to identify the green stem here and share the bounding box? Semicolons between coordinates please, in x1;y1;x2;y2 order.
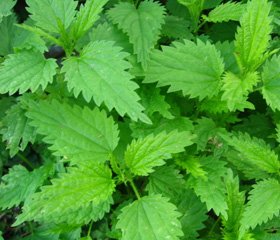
208;216;221;237
129;179;141;200
87;220;93;237
17;153;34;169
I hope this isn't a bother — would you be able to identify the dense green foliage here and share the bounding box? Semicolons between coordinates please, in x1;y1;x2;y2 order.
1;0;280;239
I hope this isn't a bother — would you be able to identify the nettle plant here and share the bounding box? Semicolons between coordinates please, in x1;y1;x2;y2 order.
1;0;280;239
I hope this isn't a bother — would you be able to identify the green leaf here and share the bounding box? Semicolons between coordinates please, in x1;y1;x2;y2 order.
222;132;280;179
26;100;119;164
107;0;165;69
240;179;280;231
204;1;245;23
188;157;228;216
146;165;185;199
26;0;77;33
261;55;280;111
61;40;150;124
0;15;16;56
0;0;16;22
235;0;272;71
176;189;207;239
0;164;52;210
222;170;245;240
116;195;183;240
89;22;132;53
70;0;108;40
14;162;115;226
125;130;194;176
1;103;36;157
144;40;224;100
162;15;192;39
0;50;57;94
221;71;259;111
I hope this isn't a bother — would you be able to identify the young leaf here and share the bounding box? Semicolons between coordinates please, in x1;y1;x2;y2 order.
144;40;224;100
125;130;194;176
0;50;57;94
188;157;228;216
26;100;119;164
204;1;245;23
116;195;183;240
107;0;165;69
61;40;150;124
240;179;280;231
235;0;272;71
26;0;77;33
221;71;259;111
222;132;280;178
261;55;280;111
0;164;52;210
1;103;36;157
70;0;108;40
14;162;115;226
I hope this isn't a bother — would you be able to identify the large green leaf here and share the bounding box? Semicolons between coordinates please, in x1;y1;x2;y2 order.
26;0;77;33
235;0;272;71
261;55;280;111
116;195;183;240
70;0;108;40
61;40;150;123
0;50;57;94
145;40;224;100
240;179;280;232
26;100;119;164
0;164;52;210
1;103;36;157
125;130;194;176
107;0;165;69
14;162;115;226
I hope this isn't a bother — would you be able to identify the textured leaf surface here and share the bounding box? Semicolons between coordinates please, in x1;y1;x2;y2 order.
26;100;119;164
221;71;258;111
26;0;77;33
70;0;108;40
176;189;207;239
116;195;183;240
0;164;51;210
107;0;165;69
0;50;57;94
62;41;149;123
145;40;224;100
1;103;36;157
235;0;272;71
222;132;280;178
261;55;280;111
125;130;194;176
146;165;184;198
241;179;280;231
188;157;228;216
15;162;115;225
205;1;244;23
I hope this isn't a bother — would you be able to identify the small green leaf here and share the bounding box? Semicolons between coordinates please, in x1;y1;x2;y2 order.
0;0;16;22
107;0;165;69
125;130;194;176
0;50;57;94
116;195;183;240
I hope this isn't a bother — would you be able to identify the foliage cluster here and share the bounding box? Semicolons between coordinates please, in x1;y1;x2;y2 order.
1;0;280;239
